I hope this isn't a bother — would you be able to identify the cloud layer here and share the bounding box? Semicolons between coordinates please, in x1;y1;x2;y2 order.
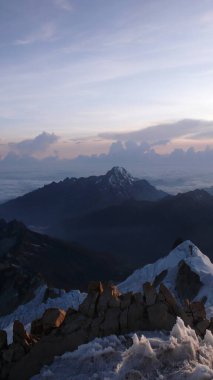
8;132;59;156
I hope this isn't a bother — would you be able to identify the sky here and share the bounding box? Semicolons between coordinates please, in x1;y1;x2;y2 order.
1;0;213;157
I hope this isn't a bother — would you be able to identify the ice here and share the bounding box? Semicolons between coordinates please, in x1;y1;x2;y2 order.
31;318;213;380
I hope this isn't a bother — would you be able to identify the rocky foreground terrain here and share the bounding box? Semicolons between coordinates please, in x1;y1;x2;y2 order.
0;281;211;380
0;240;213;379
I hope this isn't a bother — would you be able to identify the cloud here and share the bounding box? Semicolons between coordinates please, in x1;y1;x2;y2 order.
9;132;60;156
15;22;56;46
99;119;213;146
53;0;72;11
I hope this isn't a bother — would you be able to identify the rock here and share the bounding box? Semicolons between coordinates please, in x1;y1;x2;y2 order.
120;309;128;332
196;320;210;336
97;283;120;314
143;282;156;306
42;308;66;334
128;303;146;331
190;301;206;322
0;330;7;350
13;320;32;351
132;292;144;305
31;318;43;336
147;303;176;330
101;308;120;336
88;281;103;294
89;315;105;338
153;270;168;288
79;292;99;318
159;284;178;313
120;292;132;310
176;261;202;300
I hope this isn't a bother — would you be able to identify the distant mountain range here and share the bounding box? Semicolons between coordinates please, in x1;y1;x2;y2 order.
0;166;167;228
1;167;213;274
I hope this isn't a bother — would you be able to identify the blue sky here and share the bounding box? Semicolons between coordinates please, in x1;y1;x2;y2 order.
1;0;213;155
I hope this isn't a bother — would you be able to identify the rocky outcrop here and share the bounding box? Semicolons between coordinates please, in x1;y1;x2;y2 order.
0;281;211;380
175;260;203;300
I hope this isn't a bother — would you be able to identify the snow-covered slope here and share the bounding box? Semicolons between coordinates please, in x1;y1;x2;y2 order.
119;240;213;316
32;317;213;380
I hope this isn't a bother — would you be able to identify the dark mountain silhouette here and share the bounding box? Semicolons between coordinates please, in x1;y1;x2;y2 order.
0;219;123;316
0;167;167;229
60;189;213;270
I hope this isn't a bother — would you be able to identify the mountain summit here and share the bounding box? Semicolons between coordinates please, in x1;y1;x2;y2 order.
0;167;167;230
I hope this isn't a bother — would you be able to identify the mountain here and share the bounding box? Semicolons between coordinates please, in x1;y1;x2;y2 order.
119;240;213;316
61;189;213;269
0;219;122;317
0;167;167;230
2;240;213;380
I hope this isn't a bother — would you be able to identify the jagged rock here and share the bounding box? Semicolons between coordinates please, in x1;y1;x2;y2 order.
147;303;176;330
13;320;33;352
159;284;178;314
176;261;202;300
97;283;120;314
42;308;66;333
196;320;210;335
88;281;103;294
120;292;132;310
0;330;7;350
153;270;168;288
190;301;206;322
143;282;156;306
89;315;105;338
79;291;99;318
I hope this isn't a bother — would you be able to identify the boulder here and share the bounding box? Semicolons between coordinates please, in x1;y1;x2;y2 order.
42;308;66;334
143;282;156;306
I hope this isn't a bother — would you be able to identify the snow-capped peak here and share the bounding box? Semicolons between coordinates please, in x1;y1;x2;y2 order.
105;166;134;187
119;240;213;316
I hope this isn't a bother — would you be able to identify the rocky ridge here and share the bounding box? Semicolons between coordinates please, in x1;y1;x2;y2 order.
0;278;211;380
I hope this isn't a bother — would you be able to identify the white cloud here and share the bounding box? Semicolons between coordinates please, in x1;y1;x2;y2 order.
8;132;60;156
